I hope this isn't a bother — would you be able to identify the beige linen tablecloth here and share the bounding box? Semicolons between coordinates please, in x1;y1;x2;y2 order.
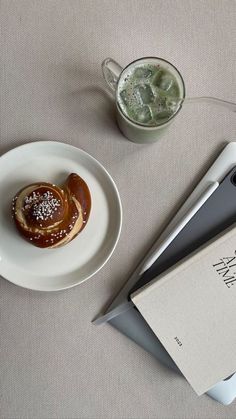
1;1;236;418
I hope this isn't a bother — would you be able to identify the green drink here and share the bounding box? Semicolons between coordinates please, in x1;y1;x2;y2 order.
117;62;181;127
102;57;185;142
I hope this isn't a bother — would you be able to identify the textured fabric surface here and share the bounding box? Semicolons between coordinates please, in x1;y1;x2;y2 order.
1;0;236;418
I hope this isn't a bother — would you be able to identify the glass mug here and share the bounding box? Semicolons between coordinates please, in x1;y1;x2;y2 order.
102;57;185;144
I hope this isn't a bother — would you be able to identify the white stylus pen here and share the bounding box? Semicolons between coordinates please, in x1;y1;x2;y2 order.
93;181;219;325
138;180;219;275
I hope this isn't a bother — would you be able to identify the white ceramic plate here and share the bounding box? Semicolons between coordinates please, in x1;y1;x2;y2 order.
0;141;122;291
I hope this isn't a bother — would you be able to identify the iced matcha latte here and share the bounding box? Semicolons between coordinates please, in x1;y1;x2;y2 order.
102;57;185;142
117;62;181;127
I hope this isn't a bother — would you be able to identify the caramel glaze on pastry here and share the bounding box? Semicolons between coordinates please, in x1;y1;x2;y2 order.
12;173;91;248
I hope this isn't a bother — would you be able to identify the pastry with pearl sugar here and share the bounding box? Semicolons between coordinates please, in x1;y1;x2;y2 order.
12;173;91;248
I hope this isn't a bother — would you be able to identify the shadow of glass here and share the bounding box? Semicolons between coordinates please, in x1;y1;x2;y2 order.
65;84;118;132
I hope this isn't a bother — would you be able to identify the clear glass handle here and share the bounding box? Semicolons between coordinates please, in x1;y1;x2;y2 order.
102;58;123;95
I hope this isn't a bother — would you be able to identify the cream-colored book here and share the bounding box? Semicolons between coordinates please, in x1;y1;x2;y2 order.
131;224;236;396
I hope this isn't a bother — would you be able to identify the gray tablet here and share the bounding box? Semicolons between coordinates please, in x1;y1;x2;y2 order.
109;166;236;401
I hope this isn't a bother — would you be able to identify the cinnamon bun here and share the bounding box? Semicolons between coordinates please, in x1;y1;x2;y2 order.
12;173;91;248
